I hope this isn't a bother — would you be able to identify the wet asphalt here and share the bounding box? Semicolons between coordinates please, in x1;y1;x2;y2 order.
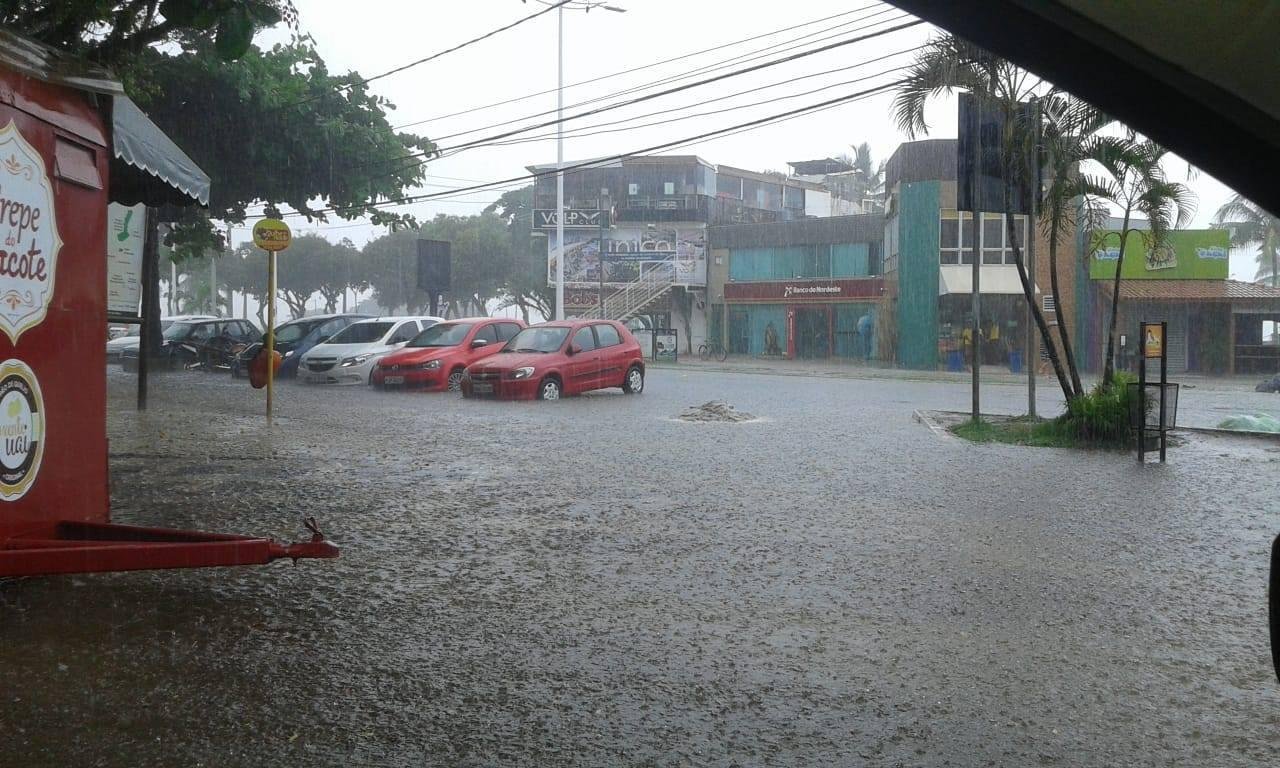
1;365;1278;767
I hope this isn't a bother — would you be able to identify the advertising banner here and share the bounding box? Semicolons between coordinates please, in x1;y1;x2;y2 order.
106;203;145;316
548;225;706;286
1088;229;1229;280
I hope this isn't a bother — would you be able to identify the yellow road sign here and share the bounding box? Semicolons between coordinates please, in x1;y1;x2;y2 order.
1143;323;1164;358
252;218;292;252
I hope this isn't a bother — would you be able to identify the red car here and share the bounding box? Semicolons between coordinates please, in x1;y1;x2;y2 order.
371;317;526;391
461;320;646;401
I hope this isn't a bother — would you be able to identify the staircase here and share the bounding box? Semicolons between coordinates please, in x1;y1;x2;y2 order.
576;265;677;322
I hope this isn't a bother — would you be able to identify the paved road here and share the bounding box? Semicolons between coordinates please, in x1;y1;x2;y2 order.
1;367;1277;767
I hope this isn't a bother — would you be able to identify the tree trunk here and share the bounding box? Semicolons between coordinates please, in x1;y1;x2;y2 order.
1047;220;1083;398
1007;213;1073;404
1102;211;1132;385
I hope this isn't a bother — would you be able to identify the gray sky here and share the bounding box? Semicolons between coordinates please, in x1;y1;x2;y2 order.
243;0;1253;281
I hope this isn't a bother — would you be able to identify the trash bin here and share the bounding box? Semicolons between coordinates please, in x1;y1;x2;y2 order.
947;350;964;372
1127;381;1180;430
1008;350;1023;373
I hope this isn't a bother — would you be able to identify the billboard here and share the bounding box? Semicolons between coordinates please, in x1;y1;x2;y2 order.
1088;229;1230;280
547;225;706;286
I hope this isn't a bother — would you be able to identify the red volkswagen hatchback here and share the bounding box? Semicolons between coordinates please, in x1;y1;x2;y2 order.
371;317;526;390
461;319;645;401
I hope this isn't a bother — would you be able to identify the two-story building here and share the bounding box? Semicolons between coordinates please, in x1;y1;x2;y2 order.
529;155;831;353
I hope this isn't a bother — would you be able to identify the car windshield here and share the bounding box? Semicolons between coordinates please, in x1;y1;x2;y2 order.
325;322;392;345
162;322;193;341
503;326;569;353
408;322;473;347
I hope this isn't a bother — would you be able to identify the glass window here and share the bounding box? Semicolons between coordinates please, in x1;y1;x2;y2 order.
504;326;570;353
474;323;499;344
663;181;675;195
497;323;522;342
628;182;638;196
327;321;394;344
941;217;959;249
595;323;621;347
409;322;472;347
1006;215;1029;265
389;322;419;344
163;322;194;341
572;326;597;352
189;323;216;341
961;215;975;264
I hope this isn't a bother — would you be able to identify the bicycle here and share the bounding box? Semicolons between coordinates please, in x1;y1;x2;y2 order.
697;339;728;362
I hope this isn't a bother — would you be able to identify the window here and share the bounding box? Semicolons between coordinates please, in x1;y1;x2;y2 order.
939;210;976;265
189;323;216;341
595;323;621;348
663;181;675;195
389;322;420;344
572;326;597;352
496;323;522;342
628;182;638;196
474;324;499;344
316;318;350;342
982;216;1005;264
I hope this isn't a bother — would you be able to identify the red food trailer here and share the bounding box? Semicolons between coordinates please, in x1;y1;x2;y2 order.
0;31;336;577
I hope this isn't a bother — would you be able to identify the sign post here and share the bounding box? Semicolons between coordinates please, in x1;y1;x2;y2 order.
1138;320;1167;463
252;219;292;422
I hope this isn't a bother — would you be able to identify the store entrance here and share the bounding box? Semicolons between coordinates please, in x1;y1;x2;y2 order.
794;307;832;359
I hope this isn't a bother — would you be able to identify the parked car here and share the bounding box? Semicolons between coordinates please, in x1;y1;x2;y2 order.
120;318;259;372
372;317;526;390
461;320;645;401
231;313;370;379
106;315;216;363
299;316;442;385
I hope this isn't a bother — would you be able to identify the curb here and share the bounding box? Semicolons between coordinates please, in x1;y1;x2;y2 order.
912;409;956;440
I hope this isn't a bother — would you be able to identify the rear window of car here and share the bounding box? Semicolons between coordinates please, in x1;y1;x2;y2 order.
594;324;621;347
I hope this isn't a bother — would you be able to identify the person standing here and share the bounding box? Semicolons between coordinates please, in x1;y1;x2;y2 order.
857;311;874;363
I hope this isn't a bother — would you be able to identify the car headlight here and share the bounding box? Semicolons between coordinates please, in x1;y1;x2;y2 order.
511;366;535;380
340;353;373;367
416;359;442;370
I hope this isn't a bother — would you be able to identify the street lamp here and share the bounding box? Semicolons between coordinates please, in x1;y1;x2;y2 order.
530;1;627;320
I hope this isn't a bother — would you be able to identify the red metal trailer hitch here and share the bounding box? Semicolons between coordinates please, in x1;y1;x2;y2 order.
0;517;338;578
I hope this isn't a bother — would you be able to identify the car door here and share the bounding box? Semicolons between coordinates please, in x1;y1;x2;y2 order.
567;326;602;393
593;322;626;386
387;321;419;348
466;322;500;364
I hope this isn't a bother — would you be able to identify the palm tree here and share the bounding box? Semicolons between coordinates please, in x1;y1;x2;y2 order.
834;142;886;212
1083;135;1197;384
1212;194;1280;287
892;34;1077;404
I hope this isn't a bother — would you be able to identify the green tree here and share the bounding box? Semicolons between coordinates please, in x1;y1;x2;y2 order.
486;186;554;322
834;142;886;210
893;34;1077;404
1213;194;1280;287
274;234;344;319
1084;136;1196;385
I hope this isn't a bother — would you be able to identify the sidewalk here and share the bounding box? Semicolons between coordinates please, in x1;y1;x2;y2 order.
650;354;1268;393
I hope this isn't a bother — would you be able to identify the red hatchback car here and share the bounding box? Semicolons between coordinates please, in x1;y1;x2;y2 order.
461;320;645;401
371;317;526;391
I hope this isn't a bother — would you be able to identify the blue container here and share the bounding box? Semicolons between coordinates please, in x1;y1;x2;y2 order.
1008;350;1023;373
947;350;964;372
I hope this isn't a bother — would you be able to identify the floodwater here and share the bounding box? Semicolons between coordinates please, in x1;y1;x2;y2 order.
1;366;1277;766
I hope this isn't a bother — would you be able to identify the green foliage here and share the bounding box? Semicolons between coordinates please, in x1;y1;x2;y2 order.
486;186;553;321
1213;194;1280;286
273;234;360;318
1055;372;1137;447
950;418;1080;448
1;0;295;64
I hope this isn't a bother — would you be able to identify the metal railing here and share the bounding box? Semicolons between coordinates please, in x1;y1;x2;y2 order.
576;263;678;322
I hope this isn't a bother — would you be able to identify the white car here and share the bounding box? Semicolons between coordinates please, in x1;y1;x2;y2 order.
105;314;215;362
298;316;442;385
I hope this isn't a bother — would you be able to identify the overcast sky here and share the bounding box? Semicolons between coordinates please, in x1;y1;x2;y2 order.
242;0;1253;281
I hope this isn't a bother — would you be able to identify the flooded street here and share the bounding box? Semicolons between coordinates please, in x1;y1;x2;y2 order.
2;367;1278;766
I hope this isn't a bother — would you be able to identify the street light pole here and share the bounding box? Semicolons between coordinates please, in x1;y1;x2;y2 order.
554;2;565;320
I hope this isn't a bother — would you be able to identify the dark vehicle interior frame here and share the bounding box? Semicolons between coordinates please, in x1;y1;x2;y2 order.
883;0;1280;682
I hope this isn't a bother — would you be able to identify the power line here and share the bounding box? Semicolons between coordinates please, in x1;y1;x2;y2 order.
392;1;890;131
288;0;572;108
285;77;904;222
441;51;920;152
370;17;924;177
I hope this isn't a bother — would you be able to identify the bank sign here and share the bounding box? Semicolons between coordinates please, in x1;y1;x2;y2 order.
724;278;883;302
534;209;609;229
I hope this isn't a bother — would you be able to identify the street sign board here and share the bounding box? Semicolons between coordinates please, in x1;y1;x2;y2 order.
1143;322;1164;358
534;209;610;229
252;218;292;251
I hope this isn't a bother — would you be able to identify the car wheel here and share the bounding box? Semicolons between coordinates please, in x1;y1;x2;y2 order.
538;377;562;401
623;365;644;394
447;368;466;392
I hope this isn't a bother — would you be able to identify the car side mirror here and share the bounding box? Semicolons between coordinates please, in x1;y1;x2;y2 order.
471;338;489;348
1270;532;1279;683
567;344;580;356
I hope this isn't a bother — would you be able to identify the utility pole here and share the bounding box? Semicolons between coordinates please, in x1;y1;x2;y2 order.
554;2;565;320
1026;97;1040;418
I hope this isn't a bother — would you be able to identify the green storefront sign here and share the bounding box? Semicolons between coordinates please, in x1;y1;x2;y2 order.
1088;229;1229;280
